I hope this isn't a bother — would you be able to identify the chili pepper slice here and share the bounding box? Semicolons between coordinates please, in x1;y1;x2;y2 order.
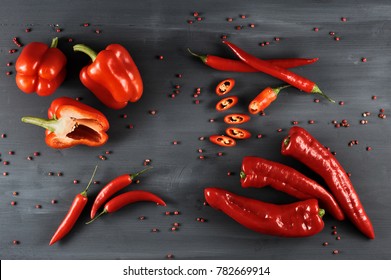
188;49;319;71
240;156;344;221
215;96;239;111
281;126;375;239
222;41;335;102
225;127;252;139
223;113;251;124
215;78;235;96
15;37;66;96
248;85;290;114
86;190;166;224
209;135;236;147
49;166;98;245
90;167;152;219
204;187;325;237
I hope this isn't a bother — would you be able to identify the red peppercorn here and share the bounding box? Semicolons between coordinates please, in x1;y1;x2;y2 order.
334;36;340;41
6;71;12;76
51;199;57;204
138;216;146;220
274;37;280;41
13;191;19;196
73;180;79;184
339;101;345;106
308;120;315;124
314;98;320;103
165;211;171;216
366;146;372;151
166;254;174;259
249;23;255;28
341;17;347;22
187;20;193;24
329;31;335;36
193;12;199;17
361;57;367;62
173;211;180;215
3;172;9;176
173;222;180;227
217;152;223;156
227;18;233;22
336;236;341;240
151;228;159;232
257;134;263;139
240;14;246;19
35;204;42;209
333;249;339;254
13;240;20;245
235;25;242;30
25;28;31;32
171;227;177;231
313;27;319;32
322;242;329;246
372;95;377;100
157;55;164;60
11;201;16;206
199;136;205;141
149;110;157;115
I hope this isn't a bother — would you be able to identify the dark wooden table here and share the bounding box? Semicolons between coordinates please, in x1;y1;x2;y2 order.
1;0;390;260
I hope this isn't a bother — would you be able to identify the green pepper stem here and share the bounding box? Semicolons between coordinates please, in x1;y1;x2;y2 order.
187;48;207;64
85;209;107;224
311;85;335;103
319;208;325;218
80;165;99;197
50;37;59;48
21;116;58;132
73;44;98;61
240;171;246;180
283;136;291;147
130;166;153;180
273;85;291;95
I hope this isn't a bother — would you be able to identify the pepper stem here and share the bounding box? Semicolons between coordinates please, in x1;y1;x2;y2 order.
319;208;325;218
21;116;58;132
283;136;290;147
187;48;207;64
240;171;246;180
311;85;335;103
73;44;98;61
80;165;99;197
50;37;59;48
85;209;107;224
130;166;153;180
273;85;291;95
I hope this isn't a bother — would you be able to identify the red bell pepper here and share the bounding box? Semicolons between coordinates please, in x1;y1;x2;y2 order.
204;187;325;237
73;43;143;109
15;37;66;96
21;97;109;149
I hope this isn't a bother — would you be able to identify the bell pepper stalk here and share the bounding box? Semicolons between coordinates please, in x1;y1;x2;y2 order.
15;37;67;96
21;97;109;149
73;43;143;110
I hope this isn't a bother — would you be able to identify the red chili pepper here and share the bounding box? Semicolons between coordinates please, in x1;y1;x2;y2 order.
86;190;166;224
281;126;375;239
204;187;325;237
15;37;66;96
216;96;239;111
73;43;143;109
248;85;290;114
209;135;236;147
225;127;252;139
188;49;319;71
222;41;335;102
240;156;344;221
49;166;98;245
215;78;235;96
223;113;251;124
90;167;152;219
21;97;109;149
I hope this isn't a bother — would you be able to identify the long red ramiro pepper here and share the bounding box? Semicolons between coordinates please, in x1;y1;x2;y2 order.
222;41;335;102
281;126;375;239
90;167;152;219
86;190;166;224
188;49;319;71
204;187;325;237
240;156;344;221
49;166;98;245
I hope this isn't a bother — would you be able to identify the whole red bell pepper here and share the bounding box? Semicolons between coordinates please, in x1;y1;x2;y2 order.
21;97;109;149
15;37;66;96
204;187;325;237
73;43;143;109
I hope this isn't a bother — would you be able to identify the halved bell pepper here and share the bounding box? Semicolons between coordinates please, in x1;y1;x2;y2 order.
21;97;109;149
15;37;66;96
73;43;143;109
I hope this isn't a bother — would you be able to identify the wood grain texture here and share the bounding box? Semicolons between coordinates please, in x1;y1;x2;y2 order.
0;0;390;259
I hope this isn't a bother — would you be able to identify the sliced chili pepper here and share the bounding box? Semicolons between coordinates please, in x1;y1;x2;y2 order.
281;126;375;239
225;127;252;139
215;78;235;96
188;49;319;71
215;96;239;111
222;41;335;102
49;166;98;245
204;187;325;237
209;135;236;147
223;113;251;124
90;167;152;219
86;190;166;224
248;85;290;114
21;97;109;149
240;156;344;221
15;37;66;96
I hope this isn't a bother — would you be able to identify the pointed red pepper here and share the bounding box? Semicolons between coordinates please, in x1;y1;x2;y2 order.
73;43;143;109
15;37;66;96
21;97;109;149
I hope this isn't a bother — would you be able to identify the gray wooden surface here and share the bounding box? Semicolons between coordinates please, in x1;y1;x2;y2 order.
0;0;390;260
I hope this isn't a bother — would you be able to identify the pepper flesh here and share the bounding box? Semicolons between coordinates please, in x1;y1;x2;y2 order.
216;96;239;111
248;85;290;114
215;78;235;96
240;156;344;221
224;113;251;124
15;37;66;96
74;44;143;109
281;126;375;239
204;187;324;237
209;135;236;147
225;127;252;139
21;97;109;149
